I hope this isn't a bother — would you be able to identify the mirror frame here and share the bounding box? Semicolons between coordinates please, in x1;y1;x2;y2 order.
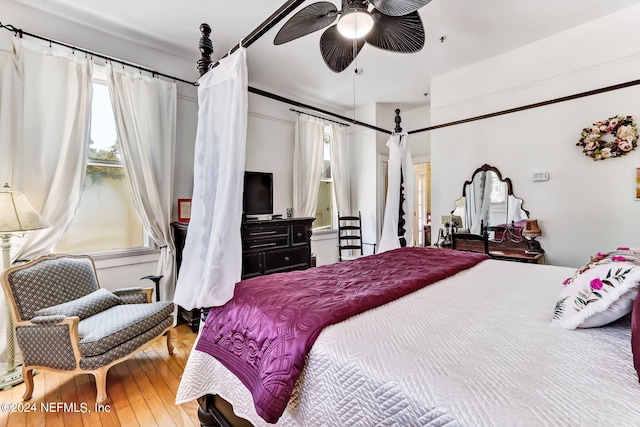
455;163;530;219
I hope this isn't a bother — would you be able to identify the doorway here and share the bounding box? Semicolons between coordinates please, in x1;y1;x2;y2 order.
413;162;431;246
377;158;431;246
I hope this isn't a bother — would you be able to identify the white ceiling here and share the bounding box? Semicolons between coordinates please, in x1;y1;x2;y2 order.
13;0;640;111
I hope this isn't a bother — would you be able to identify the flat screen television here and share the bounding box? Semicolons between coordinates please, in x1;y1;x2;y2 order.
243;171;273;216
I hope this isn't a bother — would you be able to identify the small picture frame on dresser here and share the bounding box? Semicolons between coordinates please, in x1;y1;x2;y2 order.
178;198;192;223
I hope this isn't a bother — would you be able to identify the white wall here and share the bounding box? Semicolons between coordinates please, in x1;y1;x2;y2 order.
245;95;295;216
430;4;640;267
348;127;378;253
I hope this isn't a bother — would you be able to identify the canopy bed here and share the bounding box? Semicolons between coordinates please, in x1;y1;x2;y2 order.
176;21;640;427
2;5;640;425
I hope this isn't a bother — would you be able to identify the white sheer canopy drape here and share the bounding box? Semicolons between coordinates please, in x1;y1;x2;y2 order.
329;123;350;216
106;64;177;301
378;132;415;253
174;48;248;309
471;171;492;234
0;38;92;371
293;115;324;218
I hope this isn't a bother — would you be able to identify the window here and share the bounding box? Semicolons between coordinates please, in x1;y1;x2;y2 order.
490;174;506;203
55;78;149;254
314;126;335;230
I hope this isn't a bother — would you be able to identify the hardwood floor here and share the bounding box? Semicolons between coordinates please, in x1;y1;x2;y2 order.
0;324;201;427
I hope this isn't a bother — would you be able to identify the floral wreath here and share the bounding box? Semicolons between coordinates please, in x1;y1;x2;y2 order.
577;115;638;160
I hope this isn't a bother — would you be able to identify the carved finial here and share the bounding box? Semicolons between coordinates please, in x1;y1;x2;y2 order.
394;109;402;133
197;23;214;76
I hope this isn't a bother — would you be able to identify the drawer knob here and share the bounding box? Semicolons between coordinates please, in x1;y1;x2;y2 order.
284;256;290;262
296;232;302;237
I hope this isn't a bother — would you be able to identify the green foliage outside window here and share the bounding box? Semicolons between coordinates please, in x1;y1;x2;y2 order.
87;139;125;184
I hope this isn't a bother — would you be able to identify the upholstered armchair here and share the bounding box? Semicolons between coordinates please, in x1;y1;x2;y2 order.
0;254;174;404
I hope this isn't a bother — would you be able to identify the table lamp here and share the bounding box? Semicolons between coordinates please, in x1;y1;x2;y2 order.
522;218;542;254
0;183;50;389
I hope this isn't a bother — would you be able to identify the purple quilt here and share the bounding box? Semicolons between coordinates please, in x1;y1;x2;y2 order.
195;247;488;423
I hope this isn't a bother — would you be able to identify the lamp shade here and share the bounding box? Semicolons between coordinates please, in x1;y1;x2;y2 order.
337;5;374;39
0;183;50;233
521;219;542;238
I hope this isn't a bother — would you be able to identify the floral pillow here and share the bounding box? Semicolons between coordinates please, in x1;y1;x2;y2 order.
551;248;640;329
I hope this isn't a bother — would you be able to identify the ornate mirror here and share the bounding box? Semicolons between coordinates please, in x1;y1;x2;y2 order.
451;164;529;234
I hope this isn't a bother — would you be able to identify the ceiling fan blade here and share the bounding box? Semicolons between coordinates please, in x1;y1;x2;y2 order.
364;10;425;53
320;25;365;73
369;0;432;17
274;2;339;45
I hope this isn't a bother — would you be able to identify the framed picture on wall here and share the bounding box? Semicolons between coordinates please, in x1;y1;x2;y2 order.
178;198;192;223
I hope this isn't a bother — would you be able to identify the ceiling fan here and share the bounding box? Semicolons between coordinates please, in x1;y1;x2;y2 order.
274;0;432;73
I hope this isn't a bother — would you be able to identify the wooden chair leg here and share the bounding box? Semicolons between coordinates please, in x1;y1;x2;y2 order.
21;367;34;401
166;328;174;355
94;367;109;404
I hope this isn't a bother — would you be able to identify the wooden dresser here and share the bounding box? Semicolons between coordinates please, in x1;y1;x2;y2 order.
241;217;314;279
171;217;314;331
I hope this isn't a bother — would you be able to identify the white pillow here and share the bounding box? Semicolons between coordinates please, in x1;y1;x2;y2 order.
551;249;640;329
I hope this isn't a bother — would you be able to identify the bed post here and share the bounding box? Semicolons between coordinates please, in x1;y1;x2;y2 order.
395;109;407;247
197;23;213;77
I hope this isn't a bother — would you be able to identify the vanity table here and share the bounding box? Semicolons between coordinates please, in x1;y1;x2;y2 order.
447;164;545;264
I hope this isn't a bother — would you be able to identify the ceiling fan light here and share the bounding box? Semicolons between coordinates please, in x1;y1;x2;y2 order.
337;9;374;39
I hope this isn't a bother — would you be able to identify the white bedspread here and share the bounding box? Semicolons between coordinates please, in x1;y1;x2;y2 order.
176;259;640;426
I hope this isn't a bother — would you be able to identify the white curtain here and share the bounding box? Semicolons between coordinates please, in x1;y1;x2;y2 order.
0;48;18;186
464;186;476;231
329;123;350;216
293;115;324;218
0;38;92;371
174;48;248;309
378;132;415;253
471;171;492;234
106;64;177;301
11;39;92;261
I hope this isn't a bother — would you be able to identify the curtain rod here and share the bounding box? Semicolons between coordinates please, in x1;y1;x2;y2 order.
408;78;640;135
0;22;198;86
290;108;350;126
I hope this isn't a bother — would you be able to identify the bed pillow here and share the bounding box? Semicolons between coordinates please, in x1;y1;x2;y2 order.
551;249;640;329
632;290;640;382
33;288;121;320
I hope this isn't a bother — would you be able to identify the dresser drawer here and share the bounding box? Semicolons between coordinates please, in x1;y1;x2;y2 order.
264;247;310;274
242;223;290;239
243;235;289;251
291;223;310;245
